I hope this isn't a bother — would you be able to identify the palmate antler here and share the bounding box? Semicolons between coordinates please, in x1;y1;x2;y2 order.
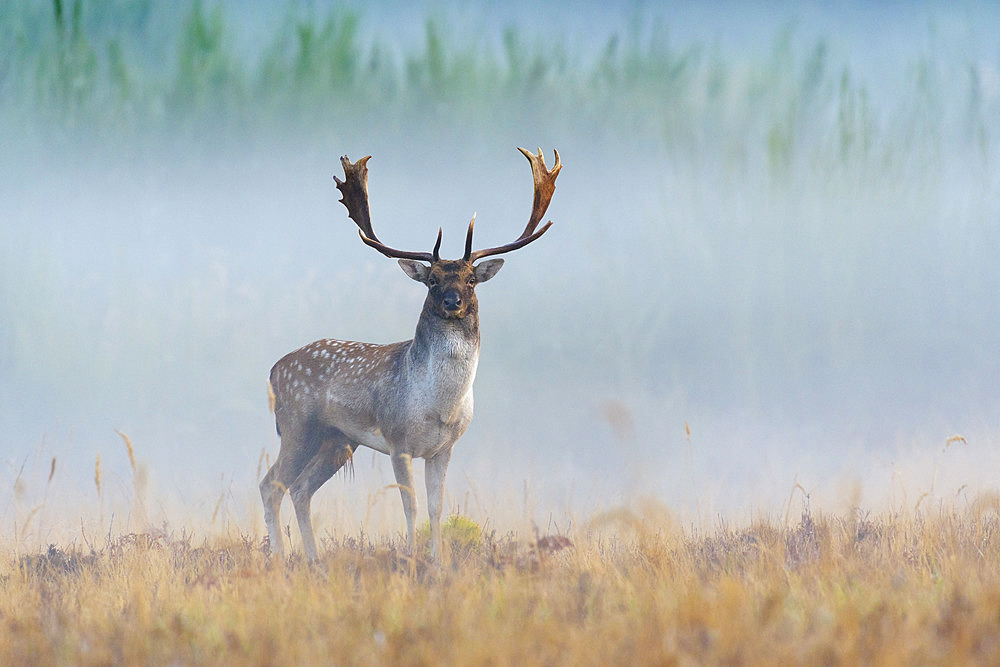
334;154;442;262
466;147;561;261
333;147;561;263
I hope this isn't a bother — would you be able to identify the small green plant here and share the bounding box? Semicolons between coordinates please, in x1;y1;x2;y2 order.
417;514;482;550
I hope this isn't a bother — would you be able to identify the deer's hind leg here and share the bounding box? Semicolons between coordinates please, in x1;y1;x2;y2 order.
260;461;285;558
289;427;356;562
261;420;324;560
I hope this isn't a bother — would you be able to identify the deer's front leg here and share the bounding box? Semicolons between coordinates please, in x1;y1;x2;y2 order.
391;453;416;551
425;447;452;561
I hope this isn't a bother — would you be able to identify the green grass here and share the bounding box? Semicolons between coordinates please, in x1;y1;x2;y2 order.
2;1;995;177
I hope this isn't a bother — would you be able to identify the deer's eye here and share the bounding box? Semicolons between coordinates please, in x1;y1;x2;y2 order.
467;277;476;286
428;277;438;287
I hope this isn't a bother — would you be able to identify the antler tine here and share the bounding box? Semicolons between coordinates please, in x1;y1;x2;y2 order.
463;213;476;261
336;154;436;263
519;146;561;237
432;227;442;262
467;147;561;262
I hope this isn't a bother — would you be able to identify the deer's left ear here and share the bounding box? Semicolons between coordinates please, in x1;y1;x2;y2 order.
474;258;504;283
398;259;431;283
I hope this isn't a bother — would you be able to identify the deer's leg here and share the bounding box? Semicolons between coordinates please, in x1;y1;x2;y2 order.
260;439;307;560
425;447;453;561
260;460;287;559
289;433;354;562
260;423;321;560
391;453;417;552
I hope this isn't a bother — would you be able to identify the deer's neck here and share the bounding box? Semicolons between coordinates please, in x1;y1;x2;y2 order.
407;302;481;385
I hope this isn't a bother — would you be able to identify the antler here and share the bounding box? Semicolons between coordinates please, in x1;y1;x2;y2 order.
467;147;562;262
334;154;440;262
334;150;560;265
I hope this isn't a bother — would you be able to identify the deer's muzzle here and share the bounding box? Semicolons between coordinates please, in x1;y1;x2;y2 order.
442;289;463;312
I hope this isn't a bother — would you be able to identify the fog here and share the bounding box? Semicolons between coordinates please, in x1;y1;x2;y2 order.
2;1;999;546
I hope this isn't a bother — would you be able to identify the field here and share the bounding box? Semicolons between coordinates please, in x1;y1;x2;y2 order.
3;1;1000;663
4;502;1000;664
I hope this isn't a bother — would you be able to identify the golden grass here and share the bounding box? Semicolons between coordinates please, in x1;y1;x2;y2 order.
2;502;1000;665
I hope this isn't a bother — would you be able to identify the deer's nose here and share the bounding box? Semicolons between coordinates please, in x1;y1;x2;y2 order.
442;290;462;310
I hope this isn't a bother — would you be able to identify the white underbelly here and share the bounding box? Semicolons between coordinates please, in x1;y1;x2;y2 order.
345;391;473;460
351;427;392;455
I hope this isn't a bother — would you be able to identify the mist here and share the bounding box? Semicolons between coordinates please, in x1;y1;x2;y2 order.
2;1;999;546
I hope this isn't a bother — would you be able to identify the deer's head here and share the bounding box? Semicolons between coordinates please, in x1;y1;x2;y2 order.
397;254;503;320
334;148;562;321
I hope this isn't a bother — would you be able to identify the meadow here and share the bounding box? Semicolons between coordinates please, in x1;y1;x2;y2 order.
4;501;1000;664
2;1;1000;662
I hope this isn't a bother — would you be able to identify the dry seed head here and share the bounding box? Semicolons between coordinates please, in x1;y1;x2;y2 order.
95;454;102;497
943;434;968;453
116;429;136;474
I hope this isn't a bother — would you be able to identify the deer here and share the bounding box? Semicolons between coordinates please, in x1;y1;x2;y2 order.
260;147;562;562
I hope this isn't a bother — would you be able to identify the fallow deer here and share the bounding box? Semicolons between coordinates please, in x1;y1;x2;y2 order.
261;147;562;561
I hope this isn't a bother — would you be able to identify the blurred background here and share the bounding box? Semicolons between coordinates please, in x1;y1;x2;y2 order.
1;0;998;547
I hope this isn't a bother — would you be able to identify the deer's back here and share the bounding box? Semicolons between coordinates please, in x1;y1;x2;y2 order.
269;338;407;444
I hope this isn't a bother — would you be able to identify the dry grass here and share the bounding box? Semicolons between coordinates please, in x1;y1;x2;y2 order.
3;502;1000;665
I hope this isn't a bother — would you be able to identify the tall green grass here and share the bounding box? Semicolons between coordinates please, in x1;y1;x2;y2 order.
2;1;995;177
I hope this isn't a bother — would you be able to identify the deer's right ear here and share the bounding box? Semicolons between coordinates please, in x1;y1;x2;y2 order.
398;259;431;283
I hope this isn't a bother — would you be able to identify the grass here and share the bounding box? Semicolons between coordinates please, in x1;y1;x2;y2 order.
2;0;995;176
3;502;1000;664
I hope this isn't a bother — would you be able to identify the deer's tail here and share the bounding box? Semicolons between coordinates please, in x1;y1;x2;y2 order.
267;379;281;436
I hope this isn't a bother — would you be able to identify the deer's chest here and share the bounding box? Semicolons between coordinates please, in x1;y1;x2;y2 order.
390;340;478;456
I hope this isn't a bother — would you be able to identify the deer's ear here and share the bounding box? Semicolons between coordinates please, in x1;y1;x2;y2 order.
398;259;430;283
474;258;504;283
